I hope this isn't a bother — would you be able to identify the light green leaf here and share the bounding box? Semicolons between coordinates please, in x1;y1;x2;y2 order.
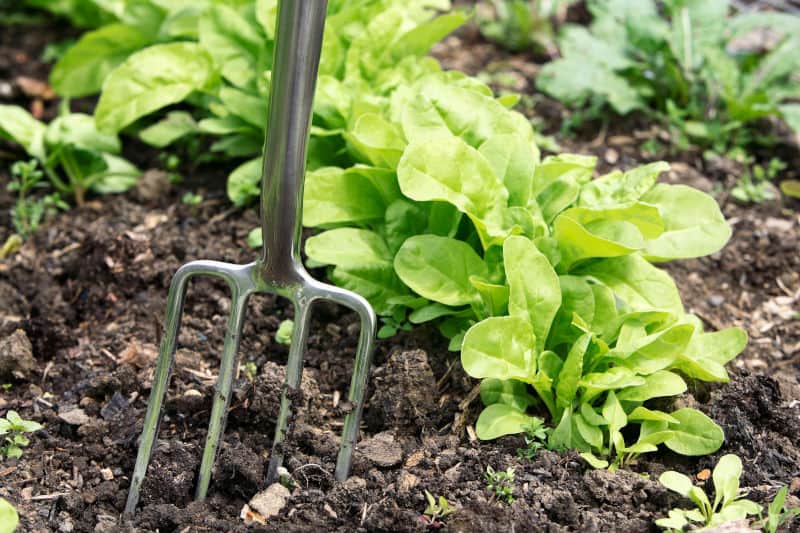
478;134;537;207
532;153;596;196
504;236;560;351
617;370;687;402
575;255;684;314
389;11;468;60
602;391;627;435
330;266;408;316
0;104;46;159
480;379;537;411
659;470;694;497
139;111;198;148
226;157;261;207
476;403;538;440
580;451;609;469
395;235;487;306
50;23;150;97
579;162;669;207
780;104;800;134
626;407;679;424
306;228;392;270
556;333;591;414
46;113;120;153
712;454;742;509
95;43;214;133
345;113;406;168
198;3;263;88
461;316;536;382
0;497;18;533
470;276;509;317
303;166;393;227
664;408;724;456
642;184;732;261
575;413;604;450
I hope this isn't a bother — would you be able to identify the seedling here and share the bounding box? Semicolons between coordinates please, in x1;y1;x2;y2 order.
0;496;19;533
275;320;294;346
181;192;203;206
760;485;800;533
243;362;258;380
421;490;456;526
485;466;515;504
731;158;786;204
656;454;761;530
517;419;549;461
0;410;43;459
7;159;67;238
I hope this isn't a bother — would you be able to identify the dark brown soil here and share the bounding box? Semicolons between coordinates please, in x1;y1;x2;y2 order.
1;11;799;533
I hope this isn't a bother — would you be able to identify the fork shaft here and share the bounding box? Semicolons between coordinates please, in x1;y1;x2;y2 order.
259;0;328;285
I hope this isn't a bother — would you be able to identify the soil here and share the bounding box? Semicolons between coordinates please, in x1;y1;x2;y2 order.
1;9;800;533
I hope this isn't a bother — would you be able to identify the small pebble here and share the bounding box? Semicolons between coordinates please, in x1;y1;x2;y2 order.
708;295;725;307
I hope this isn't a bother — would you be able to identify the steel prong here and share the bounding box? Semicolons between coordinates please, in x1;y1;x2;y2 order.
266;298;314;482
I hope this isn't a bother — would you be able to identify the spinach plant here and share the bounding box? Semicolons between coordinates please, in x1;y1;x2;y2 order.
656;454;761;530
477;0;575;54
0;410;43;459
537;0;800;152
422;490;456;526
0;105;139;206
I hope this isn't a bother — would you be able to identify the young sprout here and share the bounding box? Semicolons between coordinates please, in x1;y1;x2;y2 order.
517;419;549;461
421;490;456;526
275;320;294;346
0;410;43;459
760;485;800;533
243;361;258;380
485;466;515;504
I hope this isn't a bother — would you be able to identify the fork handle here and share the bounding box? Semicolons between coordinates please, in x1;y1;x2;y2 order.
259;0;327;283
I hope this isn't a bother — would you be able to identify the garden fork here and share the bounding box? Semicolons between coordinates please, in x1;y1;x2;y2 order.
123;0;377;516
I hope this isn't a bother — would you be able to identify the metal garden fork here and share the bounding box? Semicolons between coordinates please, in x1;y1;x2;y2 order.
123;0;377;515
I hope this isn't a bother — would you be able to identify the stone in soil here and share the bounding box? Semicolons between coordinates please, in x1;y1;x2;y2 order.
242;483;291;524
0;328;35;379
357;431;403;467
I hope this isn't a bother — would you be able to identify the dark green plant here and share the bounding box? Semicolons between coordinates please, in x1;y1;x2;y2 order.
537;0;800;153
0;410;43;459
485;465;515;504
516;418;549;460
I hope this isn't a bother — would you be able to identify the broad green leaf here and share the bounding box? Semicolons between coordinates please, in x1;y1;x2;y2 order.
714;499;762;525
255;0;278;38
532;153;596;197
480;379;537;411
617;370;687;401
330;266;408;316
555;333;591;415
226;157;261;207
673;327;747;382
537;57;642;115
95;43;214;133
580;402;607;426
575;413;604;450
0;104;46;159
536;176;580;223
0;497;18;533
664;408;724;456
475;403;539;440
478;134;537;207
559;25;631;70
303;166;394;227
408;302;466;324
579;162;669;207
92;153;140;194
655;509;691;530
626;407;679;424
712;454;742;509
46;113;120;153
395;235;487;306
390;11;468;59
580;452;609;469
398;137;509;247
198;3;264;88
611;323;695;375
218;87;268;129
306;228;392;270
602;391;627;435
504;236;560;351
548;275;595;348
345;113;406;168
780;104;800;135
576;255;684;314
50;24;150;97
139;111;198;148
659;470;694;497
580;366;645;403
461;316;536;382
642;184;732;261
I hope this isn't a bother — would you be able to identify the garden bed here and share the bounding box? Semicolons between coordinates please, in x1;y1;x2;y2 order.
1;10;800;533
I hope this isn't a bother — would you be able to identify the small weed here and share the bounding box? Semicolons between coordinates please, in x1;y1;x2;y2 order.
181;192;203;206
760;485;800;533
243;361;258;380
517;419;549;461
420;490;456;526
485;466;515;504
0;496;19;533
731;158;786;204
0;410;43;459
7;159;68;238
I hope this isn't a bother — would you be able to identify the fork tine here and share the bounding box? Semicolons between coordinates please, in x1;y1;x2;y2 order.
266;298;314;482
124;262;200;516
195;283;252;500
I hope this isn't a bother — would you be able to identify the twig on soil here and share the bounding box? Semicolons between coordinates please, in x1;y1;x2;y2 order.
30;493;67;501
436;359;456;391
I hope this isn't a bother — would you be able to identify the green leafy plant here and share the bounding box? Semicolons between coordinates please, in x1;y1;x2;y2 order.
485;466;515;504
537;0;800;153
421;490;456;526
516;417;548;460
7;159;68;238
0;411;43;459
0;496;18;533
243;361;258;380
656;454;762;530
477;0;575;54
0;105;140;206
781;180;800;200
